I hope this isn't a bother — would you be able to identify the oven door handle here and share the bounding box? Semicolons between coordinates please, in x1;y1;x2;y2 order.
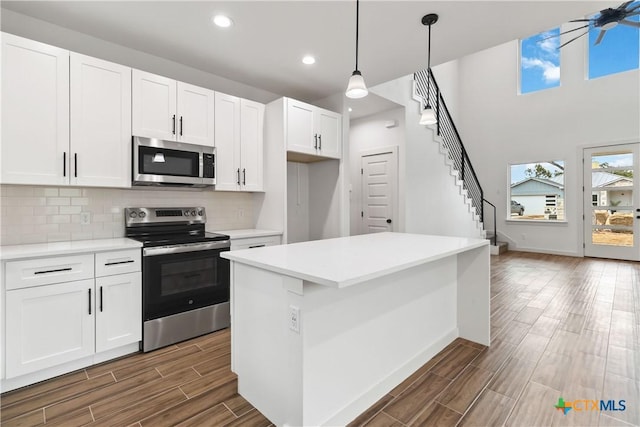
143;240;231;257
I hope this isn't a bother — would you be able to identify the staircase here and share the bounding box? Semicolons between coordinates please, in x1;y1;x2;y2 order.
413;69;507;254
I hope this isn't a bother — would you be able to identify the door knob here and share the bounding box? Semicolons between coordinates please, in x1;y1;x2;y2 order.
386;219;392;224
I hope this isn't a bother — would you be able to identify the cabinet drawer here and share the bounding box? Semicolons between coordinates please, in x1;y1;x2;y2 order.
5;254;94;290
231;235;281;251
95;249;141;277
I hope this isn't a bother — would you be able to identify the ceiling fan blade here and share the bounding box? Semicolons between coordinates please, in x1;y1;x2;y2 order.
538;25;589;42
624;1;640;11
560;31;588;48
595;30;607;45
620;19;640;27
569;18;593;23
620;0;634;9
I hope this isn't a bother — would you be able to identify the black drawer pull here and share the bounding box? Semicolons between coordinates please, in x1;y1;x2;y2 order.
34;267;72;275
88;288;92;315
104;260;135;266
100;286;103;312
249;244;266;248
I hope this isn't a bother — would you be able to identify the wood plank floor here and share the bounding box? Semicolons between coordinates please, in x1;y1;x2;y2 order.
2;252;639;426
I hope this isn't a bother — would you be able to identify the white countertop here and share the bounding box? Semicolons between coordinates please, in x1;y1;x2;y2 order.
210;229;283;239
0;238;142;261
222;232;488;288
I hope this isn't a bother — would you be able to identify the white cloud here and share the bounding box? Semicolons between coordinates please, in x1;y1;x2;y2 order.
538;34;560;57
522;57;560;83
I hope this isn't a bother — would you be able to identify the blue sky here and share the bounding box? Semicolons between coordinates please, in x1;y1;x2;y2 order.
510;161;564;184
521;1;640;93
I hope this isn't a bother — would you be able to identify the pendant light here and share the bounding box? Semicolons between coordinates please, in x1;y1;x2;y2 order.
346;0;368;98
419;13;438;126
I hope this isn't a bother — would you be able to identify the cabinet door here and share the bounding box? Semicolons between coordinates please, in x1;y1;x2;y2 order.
132;69;177;140
177;82;215;146
5;279;94;378
286;99;316;155
240;99;265;192
1;33;69;185
95;272;142;353
214;92;241;191
70;53;132;188
316;109;342;159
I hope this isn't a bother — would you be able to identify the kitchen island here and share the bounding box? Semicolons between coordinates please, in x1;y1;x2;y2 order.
222;232;489;426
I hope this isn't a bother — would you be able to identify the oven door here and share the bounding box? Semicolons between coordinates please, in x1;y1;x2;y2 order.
142;241;230;321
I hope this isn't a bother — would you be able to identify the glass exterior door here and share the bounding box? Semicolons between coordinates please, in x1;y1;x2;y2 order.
584;143;639;261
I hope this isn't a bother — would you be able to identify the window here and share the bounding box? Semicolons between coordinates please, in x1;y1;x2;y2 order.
509;161;565;221
520;28;561;94
588;2;640;79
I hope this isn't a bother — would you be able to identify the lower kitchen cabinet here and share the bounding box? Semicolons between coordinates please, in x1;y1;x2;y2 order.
5;279;95;378
2;247;142;385
95;272;142;353
230;234;281;251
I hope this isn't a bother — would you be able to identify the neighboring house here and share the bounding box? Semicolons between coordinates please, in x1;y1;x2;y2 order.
591;171;633;207
510;176;564;217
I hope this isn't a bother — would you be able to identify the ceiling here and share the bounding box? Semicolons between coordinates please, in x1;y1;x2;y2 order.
1;1;618;103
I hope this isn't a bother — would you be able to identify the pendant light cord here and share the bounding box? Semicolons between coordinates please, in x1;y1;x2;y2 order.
355;0;360;71
426;22;431;107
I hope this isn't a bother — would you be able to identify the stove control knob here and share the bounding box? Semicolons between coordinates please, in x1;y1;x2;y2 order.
129;211;138;218
191;210;197;216
197;209;203;216
139;211;146;218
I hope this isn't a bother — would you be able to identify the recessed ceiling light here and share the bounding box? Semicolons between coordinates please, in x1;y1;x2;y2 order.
348;107;353;112
213;14;233;28
302;55;316;65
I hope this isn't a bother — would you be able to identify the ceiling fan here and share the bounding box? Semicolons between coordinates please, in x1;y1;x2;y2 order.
549;1;640;48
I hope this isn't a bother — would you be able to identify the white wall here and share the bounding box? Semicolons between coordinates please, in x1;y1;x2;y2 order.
0;185;254;245
455;34;640;255
349;108;406;235
369;75;484;240
1;9;279;103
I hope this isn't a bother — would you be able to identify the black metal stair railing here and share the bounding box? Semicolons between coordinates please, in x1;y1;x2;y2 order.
414;68;496;245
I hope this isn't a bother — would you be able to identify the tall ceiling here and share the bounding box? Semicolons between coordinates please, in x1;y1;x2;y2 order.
1;1;617;102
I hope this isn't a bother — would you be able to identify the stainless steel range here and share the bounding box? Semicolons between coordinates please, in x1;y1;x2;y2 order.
125;207;230;352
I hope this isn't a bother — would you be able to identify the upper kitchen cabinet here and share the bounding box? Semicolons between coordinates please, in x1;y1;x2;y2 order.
1;33;132;188
1;33;70;186
286;98;341;161
132;69;214;147
71;53;131;188
214;93;264;192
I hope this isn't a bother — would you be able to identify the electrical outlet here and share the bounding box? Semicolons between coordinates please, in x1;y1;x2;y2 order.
238;208;244;218
289;305;300;333
80;212;91;225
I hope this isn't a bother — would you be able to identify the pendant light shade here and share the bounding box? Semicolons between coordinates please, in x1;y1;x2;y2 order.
346;0;368;99
421;13;438;126
419;105;437;125
346;70;368;99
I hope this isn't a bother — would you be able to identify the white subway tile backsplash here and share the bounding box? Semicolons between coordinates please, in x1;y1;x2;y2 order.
1;185;255;245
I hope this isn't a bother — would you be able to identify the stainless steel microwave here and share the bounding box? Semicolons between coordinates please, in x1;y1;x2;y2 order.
132;136;215;187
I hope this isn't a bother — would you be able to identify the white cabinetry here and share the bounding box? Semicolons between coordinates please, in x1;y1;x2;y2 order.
4;250;141;381
132;69;214;146
215;93;264;191
1;33;132;188
286;98;341;160
230;234;281;251
1;33;69;186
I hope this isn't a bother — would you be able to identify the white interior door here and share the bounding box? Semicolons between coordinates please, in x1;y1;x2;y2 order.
584;143;639;261
361;148;398;234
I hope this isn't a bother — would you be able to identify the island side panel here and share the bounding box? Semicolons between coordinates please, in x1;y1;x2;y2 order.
231;262;303;426
301;256;459;426
456;245;491;345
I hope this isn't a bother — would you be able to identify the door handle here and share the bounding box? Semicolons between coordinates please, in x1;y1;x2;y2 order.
242;168;246;186
237;168;241;185
74;153;78;178
314;134;318;149
386;219;392;224
318;134;322;150
88;288;92;315
172;115;176;135
63;152;66;177
100;286;103;312
180;116;183;136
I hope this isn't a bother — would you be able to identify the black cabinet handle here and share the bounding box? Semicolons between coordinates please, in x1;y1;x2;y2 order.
34;267;72;275
314;134;318;149
236;168;241;185
63;152;66;177
88;288;92;315
74;153;78;178
100;286;103;312
249;244;266;249
242;168;246;186
636;208;640;212
180;116;183;136
318;134;322;150
104;260;135;266
386;219;392;224
172;115;176;135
